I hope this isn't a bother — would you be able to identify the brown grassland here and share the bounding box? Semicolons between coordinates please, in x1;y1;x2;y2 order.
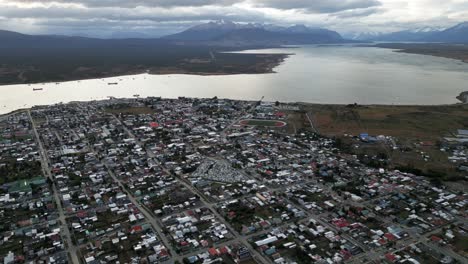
300;103;468;182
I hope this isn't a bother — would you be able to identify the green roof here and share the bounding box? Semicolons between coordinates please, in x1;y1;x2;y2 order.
9;180;32;193
8;177;46;193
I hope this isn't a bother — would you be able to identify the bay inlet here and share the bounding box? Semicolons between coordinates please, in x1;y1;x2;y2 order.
1;45;468;114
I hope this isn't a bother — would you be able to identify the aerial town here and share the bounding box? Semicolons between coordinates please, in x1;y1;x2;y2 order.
0;97;466;264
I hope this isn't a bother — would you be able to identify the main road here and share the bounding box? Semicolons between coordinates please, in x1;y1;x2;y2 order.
28;110;81;264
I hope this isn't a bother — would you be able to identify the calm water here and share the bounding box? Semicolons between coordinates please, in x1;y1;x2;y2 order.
1;45;468;114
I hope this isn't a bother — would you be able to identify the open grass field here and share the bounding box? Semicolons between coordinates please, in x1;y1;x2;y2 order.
304;104;468;140
239;119;287;127
302;103;468;181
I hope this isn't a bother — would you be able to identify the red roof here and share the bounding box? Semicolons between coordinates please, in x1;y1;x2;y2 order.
378;238;387;245
159;249;169;257
208;247;218;256
431;235;442;242
332;218;350;228
77;211;87;218
131;225;143;233
340;249;352;260
385;253;397;262
384;233;397;241
150;122;159;128
219;246;229;255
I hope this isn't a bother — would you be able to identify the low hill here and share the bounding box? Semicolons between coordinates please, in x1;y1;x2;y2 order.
0;29;289;85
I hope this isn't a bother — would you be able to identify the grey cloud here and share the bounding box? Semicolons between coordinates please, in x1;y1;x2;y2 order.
1;0;466;37
12;0;240;8
254;0;382;13
0;2;270;36
333;7;383;18
0;5;262;22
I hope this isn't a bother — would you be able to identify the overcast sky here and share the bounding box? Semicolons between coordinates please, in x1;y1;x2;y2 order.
0;0;467;37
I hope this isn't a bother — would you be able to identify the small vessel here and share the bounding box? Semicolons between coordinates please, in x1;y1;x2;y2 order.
108;82;118;85
133;94;140;97
33;88;43;91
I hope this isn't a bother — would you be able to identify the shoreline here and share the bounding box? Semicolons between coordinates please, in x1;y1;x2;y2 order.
0;53;289;86
1;96;465;117
372;43;468;64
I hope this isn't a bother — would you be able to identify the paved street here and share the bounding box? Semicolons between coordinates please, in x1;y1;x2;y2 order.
28;110;81;264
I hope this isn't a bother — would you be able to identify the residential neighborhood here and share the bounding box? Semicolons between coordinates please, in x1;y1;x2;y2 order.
0;97;466;264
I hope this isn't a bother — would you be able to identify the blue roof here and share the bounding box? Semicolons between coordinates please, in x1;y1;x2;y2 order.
265;247;277;255
187;256;198;263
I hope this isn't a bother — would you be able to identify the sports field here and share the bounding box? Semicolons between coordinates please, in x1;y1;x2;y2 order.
239;119;287;127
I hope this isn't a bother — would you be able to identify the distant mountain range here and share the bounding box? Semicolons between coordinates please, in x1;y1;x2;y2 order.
0;21;346;47
164;20;468;44
1;20;468;47
350;22;468;43
162;20;346;45
1;20;468;85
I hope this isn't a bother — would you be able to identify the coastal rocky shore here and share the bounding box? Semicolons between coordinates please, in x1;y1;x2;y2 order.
457;91;468;103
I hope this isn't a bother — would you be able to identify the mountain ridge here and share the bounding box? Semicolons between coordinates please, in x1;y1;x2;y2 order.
162;20;346;45
1;21;468;45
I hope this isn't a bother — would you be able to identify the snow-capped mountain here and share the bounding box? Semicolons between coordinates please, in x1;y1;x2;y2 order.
447;21;468;31
347;23;468;43
342;31;384;40
162;20;344;45
163;20;468;44
411;26;445;33
348;27;442;42
427;22;468;43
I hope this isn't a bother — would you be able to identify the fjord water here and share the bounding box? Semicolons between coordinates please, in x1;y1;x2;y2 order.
1;45;468;114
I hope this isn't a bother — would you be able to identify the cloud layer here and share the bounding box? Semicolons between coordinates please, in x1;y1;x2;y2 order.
254;0;381;13
0;0;466;37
